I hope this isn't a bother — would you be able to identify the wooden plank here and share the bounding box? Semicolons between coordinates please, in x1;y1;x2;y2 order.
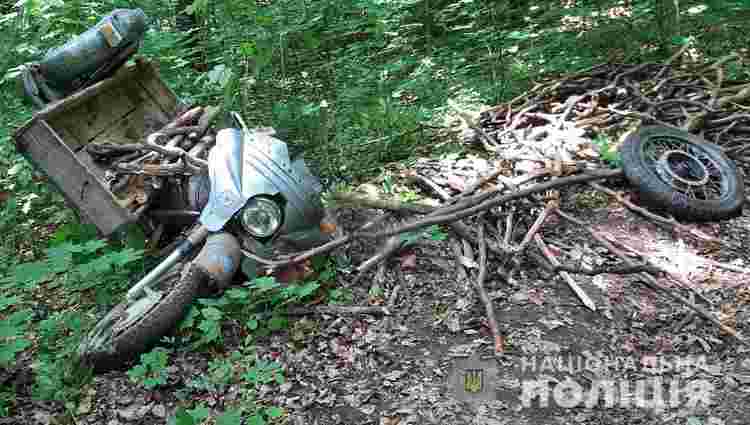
52;125;84;150
76;149;109;183
91;95;171;147
27;63;140;122
135;61;180;115
48;85;137;145
16;120;134;237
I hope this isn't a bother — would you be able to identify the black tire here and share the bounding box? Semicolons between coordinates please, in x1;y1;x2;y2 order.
620;126;745;221
78;263;208;372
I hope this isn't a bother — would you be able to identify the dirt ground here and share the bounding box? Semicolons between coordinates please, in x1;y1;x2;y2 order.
10;176;750;425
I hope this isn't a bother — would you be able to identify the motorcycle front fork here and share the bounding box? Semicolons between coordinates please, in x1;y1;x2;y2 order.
125;224;209;301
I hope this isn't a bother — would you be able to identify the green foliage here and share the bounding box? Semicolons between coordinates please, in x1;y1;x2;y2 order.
175;344;285;424
593;134;623;168
0;306;32;366
170;403;211;425
127;347;171;390
179;276;320;348
33;311;92;406
2;232;143;297
399;224;448;247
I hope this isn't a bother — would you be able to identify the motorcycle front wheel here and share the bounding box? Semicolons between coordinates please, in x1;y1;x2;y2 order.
78;262;208;372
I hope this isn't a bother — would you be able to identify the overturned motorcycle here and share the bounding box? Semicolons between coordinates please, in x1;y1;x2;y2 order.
77;113;329;370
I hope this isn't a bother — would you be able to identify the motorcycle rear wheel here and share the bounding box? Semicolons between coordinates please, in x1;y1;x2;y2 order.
78;262;207;372
620;125;745;221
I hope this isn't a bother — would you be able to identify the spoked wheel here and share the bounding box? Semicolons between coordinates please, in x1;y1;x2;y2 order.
78;262;208;372
620;126;744;221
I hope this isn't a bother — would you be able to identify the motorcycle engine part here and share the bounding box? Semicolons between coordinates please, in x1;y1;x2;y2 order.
240;196;283;237
188;173;211;211
199;125;324;234
193;232;242;290
77;262;207;372
620;125;744;221
21;9;146;107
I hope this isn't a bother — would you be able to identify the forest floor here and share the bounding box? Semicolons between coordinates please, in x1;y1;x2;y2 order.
10;171;750;425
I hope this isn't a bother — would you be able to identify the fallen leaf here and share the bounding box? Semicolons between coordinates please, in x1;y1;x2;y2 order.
576;146;599;159
737;288;750;304
719;303;737;336
494;335;504;354
528;288;545;306
623;335;640;353
274;262;308;283
380;416;401;425
638;288;657;322
400;251;417;270
320;222;337;234
446;174;466;192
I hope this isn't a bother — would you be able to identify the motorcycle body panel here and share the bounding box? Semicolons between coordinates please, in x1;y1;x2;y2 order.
199;128;325;236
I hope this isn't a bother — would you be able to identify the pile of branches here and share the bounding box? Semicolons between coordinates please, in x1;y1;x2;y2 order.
472;48;750;165
246;48;750;351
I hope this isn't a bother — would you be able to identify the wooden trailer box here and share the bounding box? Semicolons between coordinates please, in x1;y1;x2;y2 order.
13;58;182;238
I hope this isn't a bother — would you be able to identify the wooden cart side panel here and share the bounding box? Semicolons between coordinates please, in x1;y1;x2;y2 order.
17;120;134;237
135;61;179;115
29;64;140;122
47;85;138;147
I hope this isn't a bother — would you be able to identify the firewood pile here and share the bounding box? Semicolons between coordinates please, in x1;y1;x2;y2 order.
257;48;750;351
464;48;750;172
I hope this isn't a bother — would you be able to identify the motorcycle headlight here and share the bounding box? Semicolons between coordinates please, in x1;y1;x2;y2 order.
240;197;283;238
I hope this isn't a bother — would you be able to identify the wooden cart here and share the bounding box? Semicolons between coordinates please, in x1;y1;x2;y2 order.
13;58;182;238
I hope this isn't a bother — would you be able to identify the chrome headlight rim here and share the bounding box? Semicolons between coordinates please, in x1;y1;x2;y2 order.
239;196;284;238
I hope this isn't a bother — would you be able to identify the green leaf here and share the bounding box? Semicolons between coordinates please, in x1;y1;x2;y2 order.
225;288;249;300
124;224;147;250
301;102;321;116
171;408;196;425
5;260;51;286
294;282;319;299
197;319;221;344
239;41;257;57
179;306;199;330
247;414;266;425
201;306;223;322
266;406;284;418
398;231;421;246
106;248;144;268
216;409;243;425
250;277;279;290
268;316;288;331
255;14;273;26
0;296;18;312
247;318;259;330
0;338;31;365
426;225;447;241
187;405;210;422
